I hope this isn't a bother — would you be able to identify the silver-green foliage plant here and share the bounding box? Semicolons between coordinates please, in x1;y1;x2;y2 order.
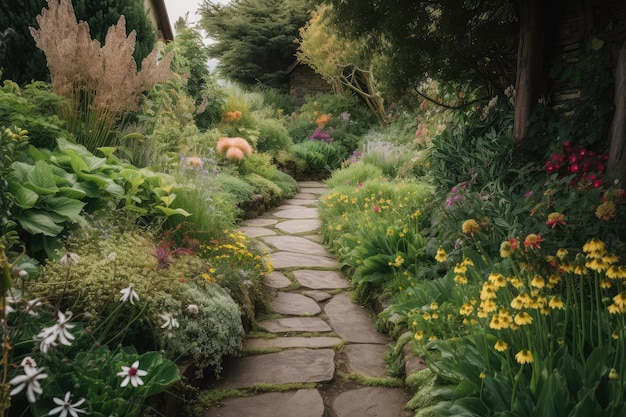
27;223;244;376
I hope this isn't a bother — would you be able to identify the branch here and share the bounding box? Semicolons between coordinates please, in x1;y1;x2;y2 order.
413;87;490;110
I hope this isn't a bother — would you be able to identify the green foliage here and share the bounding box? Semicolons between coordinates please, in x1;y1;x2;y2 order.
166;22;226;130
0;127;29;234
244;173;283;203
199;0;315;90
8;138;190;259
27;223;245;376
0;0;156;85
324;161;384;188
323;0;518;100
0;81;68;149
214;173;256;206
291;141;348;174
254;116;293;153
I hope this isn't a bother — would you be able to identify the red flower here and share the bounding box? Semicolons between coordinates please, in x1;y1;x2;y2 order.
524;234;544;249
546;212;566;229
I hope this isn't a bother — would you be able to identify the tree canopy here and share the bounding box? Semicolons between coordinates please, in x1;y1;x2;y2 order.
318;0;519;101
199;0;315;90
0;0;156;85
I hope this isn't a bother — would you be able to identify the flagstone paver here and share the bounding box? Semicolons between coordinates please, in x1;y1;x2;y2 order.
269;251;338;269
238;226;277;238
270;292;321;316
258;317;332;333
216;349;335;389
293;269;350;289
262;271;292;288
272;207;320;219
205;181;411;417
202;390;324;417
262;236;331;256
275;218;322;234
324;292;389;344
243;336;342;350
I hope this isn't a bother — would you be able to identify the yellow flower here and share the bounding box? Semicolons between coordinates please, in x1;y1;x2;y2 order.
548;296;564;310
600;279;612;289
556;248;568;259
479;372;486;379
514;311;533;325
508;276;524;289
595;201;616;221
454;274;468;285
454;263;467;274
414;331;424;340
336;224;342;231
613;291;626;307
608;303;626;314
609;368;619;380
530;275;545;289
515;349;534;364
489;315;507;330
612;331;619;340
500;240;513;258
463;258;474;267
583;238;605;253
430;302;439;310
459;303;474;316
489;273;507;288
428;335;438;341
435;247;447;263
462;219;480;236
494;340;509;352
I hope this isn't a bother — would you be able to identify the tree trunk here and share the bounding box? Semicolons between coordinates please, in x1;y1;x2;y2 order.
607;37;626;183
514;0;551;141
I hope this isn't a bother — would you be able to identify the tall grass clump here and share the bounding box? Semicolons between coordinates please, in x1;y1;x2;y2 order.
29;0;173;152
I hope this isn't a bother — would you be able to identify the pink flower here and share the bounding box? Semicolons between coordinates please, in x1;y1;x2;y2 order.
373;206;380;212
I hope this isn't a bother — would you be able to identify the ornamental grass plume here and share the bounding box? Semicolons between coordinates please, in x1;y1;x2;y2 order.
29;0;173;152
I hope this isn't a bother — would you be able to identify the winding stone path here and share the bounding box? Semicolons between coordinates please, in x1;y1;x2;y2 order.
203;181;412;417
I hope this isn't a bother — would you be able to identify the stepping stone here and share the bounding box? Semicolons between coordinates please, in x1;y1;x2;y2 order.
273;207;319;219
333;387;412;417
275;219;322;234
263;271;291;289
299;187;328;195
216;349;335;388
284;198;318;206
244;336;342;350
241;218;278;227
263;236;331;257
270;252;338;269
345;344;390;378
298;181;326;188
271;292;321;316
324;293;389;344
239;226;276;238
258;317;332;333
294;270;350;289
302;290;333;302
202;389;324;417
292;192;317;200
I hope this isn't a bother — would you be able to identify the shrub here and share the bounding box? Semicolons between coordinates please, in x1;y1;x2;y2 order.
254;116;293;153
291;140;348;174
324;160;384;188
214;173;256;206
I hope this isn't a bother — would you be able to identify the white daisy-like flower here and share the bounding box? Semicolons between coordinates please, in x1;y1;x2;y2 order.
48;391;86;417
117;360;148;388
9;365;48;403
59;252;80;267
119;286;139;304
159;313;180;330
20;356;38;369
36;310;76;353
25;298;43;316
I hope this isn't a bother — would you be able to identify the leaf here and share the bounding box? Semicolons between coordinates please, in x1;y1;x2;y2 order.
9;182;39;208
19;210;64;236
43;196;86;220
68;149;90;172
57;186;87;199
154;206;192;217
97;146;117;157
25;160;58;195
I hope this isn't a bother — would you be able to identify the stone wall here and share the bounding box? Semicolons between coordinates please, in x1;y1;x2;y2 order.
289;64;333;107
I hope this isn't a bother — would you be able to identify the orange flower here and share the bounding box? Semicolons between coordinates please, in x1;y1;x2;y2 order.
315;113;331;128
224;110;242;122
546;212;566;228
523;234;544;249
596;201;616;221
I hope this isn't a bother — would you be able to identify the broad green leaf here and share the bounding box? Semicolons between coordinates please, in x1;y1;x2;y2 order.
97;146;117;157
77;171;113;188
159;194;176;207
67;149;90;172
154;206;191;217
9;182;39;208
43;196;86;220
57;186;87;199
25;160;58;195
19;210;64;236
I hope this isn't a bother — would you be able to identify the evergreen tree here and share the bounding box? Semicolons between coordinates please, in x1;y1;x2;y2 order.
0;0;156;85
199;0;314;90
